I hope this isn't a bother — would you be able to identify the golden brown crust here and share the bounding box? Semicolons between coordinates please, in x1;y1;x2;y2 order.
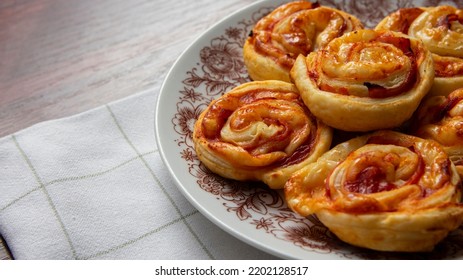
430;54;463;96
413;88;463;177
316;207;463;252
376;6;463;96
193;80;332;189
375;7;427;34
243;1;363;82
290;29;434;132
284;130;463;252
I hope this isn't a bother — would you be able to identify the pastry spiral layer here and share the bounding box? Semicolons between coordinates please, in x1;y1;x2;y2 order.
193;80;332;189
414;88;463;177
243;1;363;82
285;130;463;252
290;29;434;132
376;6;463;96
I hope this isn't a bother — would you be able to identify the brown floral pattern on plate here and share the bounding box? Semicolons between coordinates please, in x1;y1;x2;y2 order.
171;0;463;259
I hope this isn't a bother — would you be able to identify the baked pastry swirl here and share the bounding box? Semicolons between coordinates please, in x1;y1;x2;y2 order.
243;1;363;82
413;88;463;177
376;6;463;96
290;29;434;132
193;80;332;189
284;130;463;252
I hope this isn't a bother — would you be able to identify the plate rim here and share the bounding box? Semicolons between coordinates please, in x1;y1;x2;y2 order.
154;0;319;260
154;0;463;260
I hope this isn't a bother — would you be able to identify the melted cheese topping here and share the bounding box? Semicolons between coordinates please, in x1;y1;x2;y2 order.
249;1;363;70
408;6;463;58
285;130;461;215
307;30;424;98
193;80;332;189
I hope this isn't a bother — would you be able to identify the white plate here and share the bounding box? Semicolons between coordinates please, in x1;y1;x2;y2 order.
155;0;463;259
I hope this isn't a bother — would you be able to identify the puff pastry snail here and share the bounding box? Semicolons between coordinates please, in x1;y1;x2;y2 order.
413;88;463;177
243;1;363;82
192;80;332;189
290;29;434;132
376;6;463;96
284;130;463;252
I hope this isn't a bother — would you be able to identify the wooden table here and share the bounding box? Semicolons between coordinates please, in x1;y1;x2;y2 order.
0;0;256;260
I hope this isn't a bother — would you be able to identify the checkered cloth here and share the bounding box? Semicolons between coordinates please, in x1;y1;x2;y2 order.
0;89;276;260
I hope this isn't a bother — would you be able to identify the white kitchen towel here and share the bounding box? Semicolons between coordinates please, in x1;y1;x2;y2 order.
0;89;277;260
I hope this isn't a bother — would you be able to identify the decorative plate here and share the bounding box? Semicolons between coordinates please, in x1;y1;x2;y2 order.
155;0;463;259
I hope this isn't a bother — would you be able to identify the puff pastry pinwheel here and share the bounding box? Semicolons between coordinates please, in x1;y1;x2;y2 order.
413;88;463;177
193;80;332;189
285;130;463;252
290;29;434;132
376;6;463;96
243;1;363;82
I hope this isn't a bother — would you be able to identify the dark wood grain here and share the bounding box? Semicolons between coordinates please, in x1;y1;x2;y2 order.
0;0;256;260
